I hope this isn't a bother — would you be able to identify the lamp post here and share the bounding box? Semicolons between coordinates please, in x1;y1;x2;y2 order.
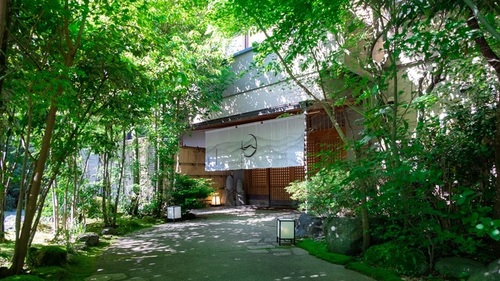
166;205;182;222
276;218;296;245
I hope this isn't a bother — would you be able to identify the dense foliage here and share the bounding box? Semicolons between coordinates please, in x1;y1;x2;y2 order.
0;0;498;278
0;0;229;275
363;242;428;276
210;0;500;269
171;174;215;211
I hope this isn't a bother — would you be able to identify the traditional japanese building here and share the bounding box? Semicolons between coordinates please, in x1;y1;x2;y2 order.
180;34;364;207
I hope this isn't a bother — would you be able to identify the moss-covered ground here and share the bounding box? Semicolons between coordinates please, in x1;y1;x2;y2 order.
0;216;161;281
296;238;447;281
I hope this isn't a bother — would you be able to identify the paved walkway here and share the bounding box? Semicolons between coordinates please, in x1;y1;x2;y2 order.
88;207;374;281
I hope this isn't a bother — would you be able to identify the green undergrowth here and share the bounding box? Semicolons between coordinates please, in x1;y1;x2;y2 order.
1;215;160;280
346;262;403;281
297;238;403;281
60;242;109;281
296;238;354;265
86;215;160;236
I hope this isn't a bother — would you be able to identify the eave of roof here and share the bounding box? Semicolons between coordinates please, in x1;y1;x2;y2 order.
192;102;306;130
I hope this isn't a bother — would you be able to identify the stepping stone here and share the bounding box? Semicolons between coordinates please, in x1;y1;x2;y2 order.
246;238;262;243
85;276;112;281
291;248;309;255
85;273;128;281
247;244;274;250
271;248;292;256
272;251;292;256
248;249;269;254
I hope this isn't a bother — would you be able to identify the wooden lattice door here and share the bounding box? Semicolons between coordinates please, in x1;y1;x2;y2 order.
269;167;305;205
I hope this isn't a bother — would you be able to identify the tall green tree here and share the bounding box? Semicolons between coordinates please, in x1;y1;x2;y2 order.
0;0;13;242
210;0;500;257
136;0;229;216
6;0;90;273
0;0;152;274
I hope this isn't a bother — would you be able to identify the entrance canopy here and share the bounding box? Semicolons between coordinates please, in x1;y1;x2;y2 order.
205;115;305;171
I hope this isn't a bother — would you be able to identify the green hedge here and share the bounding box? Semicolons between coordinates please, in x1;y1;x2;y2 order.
297;239;354;265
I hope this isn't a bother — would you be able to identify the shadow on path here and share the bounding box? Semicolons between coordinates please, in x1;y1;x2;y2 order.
89;207;375;281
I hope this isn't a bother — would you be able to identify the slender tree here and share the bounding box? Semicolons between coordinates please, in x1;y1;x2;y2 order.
209;0;500;254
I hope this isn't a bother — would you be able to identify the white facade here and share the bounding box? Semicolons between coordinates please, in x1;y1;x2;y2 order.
195;43;317;123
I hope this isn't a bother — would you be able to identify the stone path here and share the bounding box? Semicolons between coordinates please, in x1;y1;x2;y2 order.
89;207;375;281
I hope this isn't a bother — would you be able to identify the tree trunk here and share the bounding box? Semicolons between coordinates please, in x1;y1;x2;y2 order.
0;0;11;121
495;103;500;220
154;111;163;217
10;103;57;274
101;151;109;227
74;151;90;224
112;130;126;226
52;181;59;235
130;130;140;216
466;8;500;252
63;177;68;234
0;130;12;243
360;183;371;251
71;155;77;227
0;0;12;245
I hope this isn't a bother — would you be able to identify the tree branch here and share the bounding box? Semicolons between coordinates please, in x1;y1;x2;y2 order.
466;8;500;81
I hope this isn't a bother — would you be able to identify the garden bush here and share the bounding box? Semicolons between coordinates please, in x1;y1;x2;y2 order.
364;242;428;276
286;165;352;217
171;174;215;210
27;246;67;268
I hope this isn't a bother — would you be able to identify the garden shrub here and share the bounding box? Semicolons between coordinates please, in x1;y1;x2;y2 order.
171;174;215;211
364;242;428;276
285;164;353;217
27;246;67;268
138;198;161;217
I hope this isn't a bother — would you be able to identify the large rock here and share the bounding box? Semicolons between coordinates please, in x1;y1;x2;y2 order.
324;216;363;255
435;257;486;279
101;227;116;235
296;213;323;239
468;258;500;281
77;232;100;247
